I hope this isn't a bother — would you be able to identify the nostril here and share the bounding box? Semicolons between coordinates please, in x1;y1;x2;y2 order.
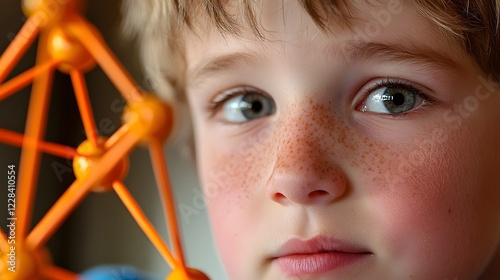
274;193;286;200
308;190;329;199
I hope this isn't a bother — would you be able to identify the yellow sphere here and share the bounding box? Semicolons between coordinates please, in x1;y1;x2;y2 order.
47;27;95;73
73;138;129;192
167;268;210;280
123;96;174;144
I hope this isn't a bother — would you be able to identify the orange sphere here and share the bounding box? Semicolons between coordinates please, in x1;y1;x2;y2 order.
47;27;95;73
0;247;48;280
73;138;129;192
167;268;210;280
123;96;174;144
22;0;84;20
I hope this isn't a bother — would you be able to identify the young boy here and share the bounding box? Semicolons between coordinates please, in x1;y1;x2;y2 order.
108;0;500;279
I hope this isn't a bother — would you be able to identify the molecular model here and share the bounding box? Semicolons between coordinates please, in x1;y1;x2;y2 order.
0;0;209;279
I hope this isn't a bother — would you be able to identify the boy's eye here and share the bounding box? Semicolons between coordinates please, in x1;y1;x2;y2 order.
209;87;276;123
358;83;426;115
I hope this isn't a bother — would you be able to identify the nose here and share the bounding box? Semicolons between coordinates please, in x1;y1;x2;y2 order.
267;170;348;206
266;108;348;206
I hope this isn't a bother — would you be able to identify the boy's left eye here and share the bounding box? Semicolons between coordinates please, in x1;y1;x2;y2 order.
358;82;428;115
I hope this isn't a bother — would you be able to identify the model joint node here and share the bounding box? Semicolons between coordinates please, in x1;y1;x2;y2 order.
167;267;210;280
22;0;84;25
73;138;129;192
123;96;174;144
0;246;49;280
48;26;95;73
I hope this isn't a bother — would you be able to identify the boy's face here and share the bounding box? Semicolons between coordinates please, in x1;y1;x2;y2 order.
184;1;500;279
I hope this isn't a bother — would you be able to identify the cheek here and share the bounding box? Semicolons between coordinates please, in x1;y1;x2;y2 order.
196;126;277;276
366;122;500;277
197;127;274;207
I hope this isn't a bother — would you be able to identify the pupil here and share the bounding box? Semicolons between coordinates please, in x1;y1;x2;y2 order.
392;93;405;106
251;101;263;113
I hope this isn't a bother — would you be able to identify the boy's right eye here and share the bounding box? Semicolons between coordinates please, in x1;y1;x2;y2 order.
208;86;276;123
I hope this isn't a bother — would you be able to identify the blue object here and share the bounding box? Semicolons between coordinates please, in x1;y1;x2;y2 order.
80;266;160;280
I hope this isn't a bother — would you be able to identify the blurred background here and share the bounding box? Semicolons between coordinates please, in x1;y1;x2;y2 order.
0;1;226;279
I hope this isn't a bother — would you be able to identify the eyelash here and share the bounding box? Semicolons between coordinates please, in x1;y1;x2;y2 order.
205;79;436;120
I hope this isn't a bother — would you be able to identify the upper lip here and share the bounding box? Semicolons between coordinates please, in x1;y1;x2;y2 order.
272;235;372;259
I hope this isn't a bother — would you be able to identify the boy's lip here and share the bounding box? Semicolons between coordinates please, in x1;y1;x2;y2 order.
270;235;372;277
273;235;371;257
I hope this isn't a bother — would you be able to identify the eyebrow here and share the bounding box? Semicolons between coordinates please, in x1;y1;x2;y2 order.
188;40;461;89
188;52;263;89
329;40;461;70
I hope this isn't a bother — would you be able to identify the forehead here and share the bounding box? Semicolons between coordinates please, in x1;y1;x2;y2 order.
184;0;461;52
184;0;460;40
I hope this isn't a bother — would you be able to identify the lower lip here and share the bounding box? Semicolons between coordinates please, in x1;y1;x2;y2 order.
274;252;369;277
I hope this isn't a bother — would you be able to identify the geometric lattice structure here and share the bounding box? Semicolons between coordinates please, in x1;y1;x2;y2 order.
0;1;208;279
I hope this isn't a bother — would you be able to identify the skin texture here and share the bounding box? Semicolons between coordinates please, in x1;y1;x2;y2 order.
183;1;500;279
